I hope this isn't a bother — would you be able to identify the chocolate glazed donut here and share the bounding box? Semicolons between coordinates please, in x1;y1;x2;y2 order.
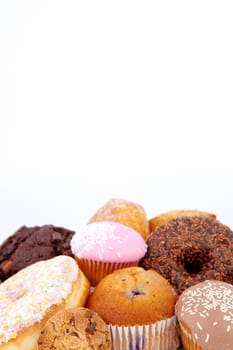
139;216;233;295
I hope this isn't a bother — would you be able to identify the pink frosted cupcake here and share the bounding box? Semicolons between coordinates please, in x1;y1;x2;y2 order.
70;221;147;286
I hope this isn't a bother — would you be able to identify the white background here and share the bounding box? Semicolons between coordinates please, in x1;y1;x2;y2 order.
0;1;232;243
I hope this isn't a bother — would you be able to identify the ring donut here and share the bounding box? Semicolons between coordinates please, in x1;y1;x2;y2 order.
0;255;90;349
140;216;233;294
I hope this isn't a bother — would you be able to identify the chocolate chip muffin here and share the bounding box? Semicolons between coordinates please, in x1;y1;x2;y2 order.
0;225;75;281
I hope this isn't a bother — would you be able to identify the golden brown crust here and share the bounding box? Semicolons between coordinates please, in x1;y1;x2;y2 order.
38;307;112;350
149;209;216;233
88;198;149;240
87;267;177;326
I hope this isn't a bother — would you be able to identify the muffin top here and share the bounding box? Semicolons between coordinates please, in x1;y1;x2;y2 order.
0;225;74;281
176;280;233;349
149;209;216;232
88;198;149;240
87;266;177;326
71;221;147;263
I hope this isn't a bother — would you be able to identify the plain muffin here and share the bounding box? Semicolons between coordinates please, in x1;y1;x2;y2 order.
87;267;180;349
88;198;149;240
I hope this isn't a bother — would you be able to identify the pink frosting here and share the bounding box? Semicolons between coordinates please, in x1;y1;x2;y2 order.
70;221;147;263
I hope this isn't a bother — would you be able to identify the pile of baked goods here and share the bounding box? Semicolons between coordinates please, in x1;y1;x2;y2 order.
0;198;233;349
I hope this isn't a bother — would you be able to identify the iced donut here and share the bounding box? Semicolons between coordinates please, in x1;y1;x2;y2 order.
0;256;90;350
140;216;233;294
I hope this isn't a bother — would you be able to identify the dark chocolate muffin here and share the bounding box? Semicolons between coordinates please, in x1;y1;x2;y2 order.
0;225;75;281
139;216;233;295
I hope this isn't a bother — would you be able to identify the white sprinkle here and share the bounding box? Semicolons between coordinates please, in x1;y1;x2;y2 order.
205;333;209;343
213;321;218;326
227;325;231;332
108;246;114;250
0;256;78;344
116;252;121;258
224;315;231;322
97;249;103;261
194;333;198;340
196;322;202;330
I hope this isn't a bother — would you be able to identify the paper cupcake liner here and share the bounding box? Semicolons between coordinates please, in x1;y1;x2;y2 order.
75;258;138;286
109;315;180;350
178;324;202;350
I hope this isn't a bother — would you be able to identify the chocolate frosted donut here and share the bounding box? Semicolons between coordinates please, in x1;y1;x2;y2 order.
0;225;75;281
139;216;233;295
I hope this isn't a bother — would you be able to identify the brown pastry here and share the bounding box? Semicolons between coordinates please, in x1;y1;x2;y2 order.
0;225;75;281
38;307;112;350
87;266;177;325
140;216;233;294
149;209;216;232
86;267;179;349
88;198;149;240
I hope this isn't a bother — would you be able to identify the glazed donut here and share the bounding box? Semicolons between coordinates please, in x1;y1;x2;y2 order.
0;255;90;350
140;216;233;295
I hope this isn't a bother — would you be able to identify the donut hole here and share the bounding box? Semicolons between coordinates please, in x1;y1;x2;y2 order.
181;247;211;275
184;259;202;274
